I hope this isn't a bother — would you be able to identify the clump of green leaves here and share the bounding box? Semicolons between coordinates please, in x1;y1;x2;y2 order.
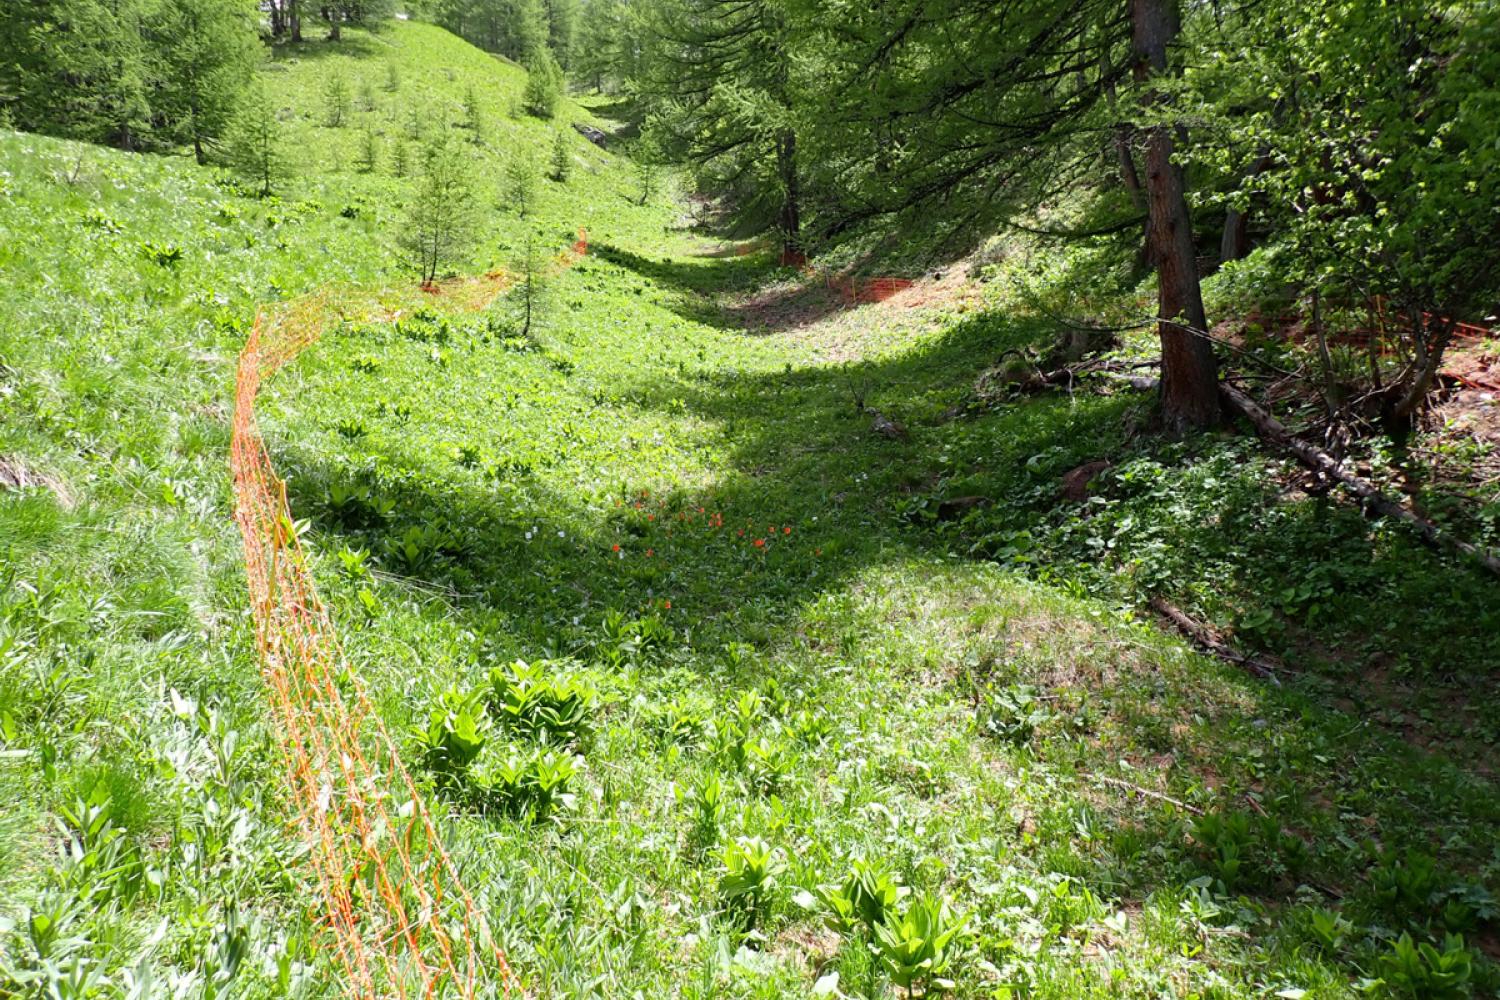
647;696;712;748
137;240;183;268
1188;807;1306;892
977;683;1048;746
1377;932;1473;999
718;836;782;933
799;860;969;997
801;858;908;939
486;659;596;746
412;680;585;821
873;893;969;995
414;685;488;781
471;747;580;820
675;772;727;854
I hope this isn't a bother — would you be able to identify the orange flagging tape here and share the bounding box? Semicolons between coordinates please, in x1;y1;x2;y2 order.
771;246;914;305
231;236;586;998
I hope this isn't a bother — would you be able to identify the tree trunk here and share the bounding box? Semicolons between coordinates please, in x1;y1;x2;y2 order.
290;0;302;42
1219;151;1272;264
1132;0;1219;431
776;129;801;264
1219;206;1248;264
1385;314;1456;431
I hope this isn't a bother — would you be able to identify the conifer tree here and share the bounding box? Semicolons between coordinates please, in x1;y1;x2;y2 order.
522;50;564;119
637;0;802;259
506;152;540;218
323;71;351;127
156;0;260;163
224;82;288;197
400;131;479;285
550;127;572;181
357;120;380;173
463;84;485;138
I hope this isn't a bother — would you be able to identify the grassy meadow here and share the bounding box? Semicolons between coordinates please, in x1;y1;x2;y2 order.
2;19;1498;1000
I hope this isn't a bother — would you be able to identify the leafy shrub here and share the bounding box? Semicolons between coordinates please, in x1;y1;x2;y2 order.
675;772;727;854
1440;883;1498;934
412;684;583;821
872;893;969;995
137;240;183;268
485;659;596;746
472;748;580;821
801;858;908;939
82;208;121;233
394;309;452;345
1188;807;1306;892
324;481;395;528
647;696;713;748
1377;932;1473;999
413;685;488;780
1370;849;1443;924
593;609;670;667
380;523;453;574
1304;906;1355;954
718;836;782;932
978;683;1048;746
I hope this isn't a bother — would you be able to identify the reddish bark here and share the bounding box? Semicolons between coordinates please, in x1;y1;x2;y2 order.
1132;0;1220;431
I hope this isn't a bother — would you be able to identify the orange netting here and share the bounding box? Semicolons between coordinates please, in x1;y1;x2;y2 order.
772;246;915;305
230;231;586;998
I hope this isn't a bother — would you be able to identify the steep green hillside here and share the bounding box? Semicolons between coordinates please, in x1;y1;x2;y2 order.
2;19;1498;1000
257;21;660;254
0;21;679;996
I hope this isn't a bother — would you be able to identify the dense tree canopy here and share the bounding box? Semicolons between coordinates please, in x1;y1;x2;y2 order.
622;0;1500;428
0;0;261;153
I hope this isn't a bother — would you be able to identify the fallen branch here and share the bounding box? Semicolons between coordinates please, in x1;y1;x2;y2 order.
1095;774;1204;816
1219;380;1500;577
1032;359;1161;393
1149;595;1282;683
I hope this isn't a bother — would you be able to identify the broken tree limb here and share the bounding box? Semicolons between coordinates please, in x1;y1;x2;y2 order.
1149;595;1282;683
1032;359;1161;393
1094;774;1204;816
1219;380;1500;577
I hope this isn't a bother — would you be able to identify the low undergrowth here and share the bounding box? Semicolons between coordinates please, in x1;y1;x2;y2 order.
2;23;1498;1000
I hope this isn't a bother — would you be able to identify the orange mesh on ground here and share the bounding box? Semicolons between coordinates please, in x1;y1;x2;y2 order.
825;274;914;305
229;251;588;997
1307;299;1498;390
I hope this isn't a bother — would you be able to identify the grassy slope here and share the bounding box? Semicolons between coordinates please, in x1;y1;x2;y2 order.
3;19;1499;1000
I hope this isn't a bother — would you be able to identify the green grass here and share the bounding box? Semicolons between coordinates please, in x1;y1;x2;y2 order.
3;20;1499;1000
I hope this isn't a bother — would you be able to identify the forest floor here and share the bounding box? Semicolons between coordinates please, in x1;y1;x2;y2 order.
2;20;1499;1000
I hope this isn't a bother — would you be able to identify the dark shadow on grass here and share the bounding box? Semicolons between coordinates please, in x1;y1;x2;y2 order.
589;241;770;299
275;271;1500;984
591;239;872;334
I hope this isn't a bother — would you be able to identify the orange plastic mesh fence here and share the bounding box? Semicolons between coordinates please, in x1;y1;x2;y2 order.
229;244;584;997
